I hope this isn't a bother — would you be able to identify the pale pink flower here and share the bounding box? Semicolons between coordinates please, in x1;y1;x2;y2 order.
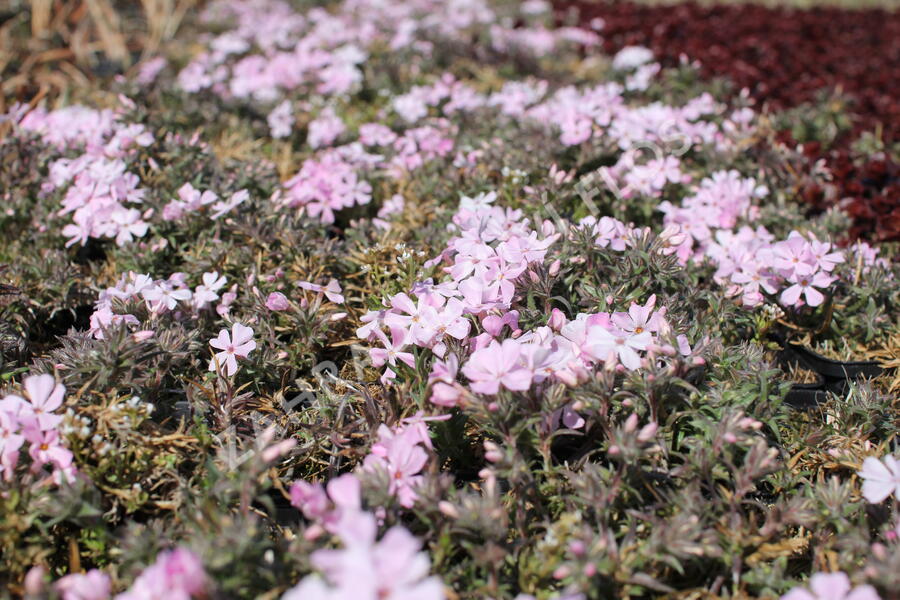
266;292;291;311
369;327;415;369
462;339;532;395
780;271;833;308
117;547;207;600
858;455;900;503
21;374;65;431
284;513;444;600
209;323;256;376
585;327;650;370
143;284;191;313
55;569;111;600
780;572;880;600
24;428;73;470
193;271;226;310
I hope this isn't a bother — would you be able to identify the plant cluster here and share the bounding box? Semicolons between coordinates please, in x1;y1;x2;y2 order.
556;0;900;241
0;0;898;599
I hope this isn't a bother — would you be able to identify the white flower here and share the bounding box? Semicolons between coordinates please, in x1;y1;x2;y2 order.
612;46;654;71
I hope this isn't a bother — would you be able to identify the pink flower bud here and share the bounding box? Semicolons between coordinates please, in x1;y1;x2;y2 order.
568;540;586;556
624;413;639;432
438;501;459;519
261;439;297;462
638;422;658;442
483;441;503;462
304;524;325;541
542;220;556;237
548;259;561;276
548;308;566;331
24;566;46;596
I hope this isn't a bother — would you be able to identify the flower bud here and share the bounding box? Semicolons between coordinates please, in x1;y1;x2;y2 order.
568;540;586;557
548;259;561;276
638;422;658;442
548;308;566;331
24;566;45;596
483;441;503;463
624;413;639;433
438;501;459;519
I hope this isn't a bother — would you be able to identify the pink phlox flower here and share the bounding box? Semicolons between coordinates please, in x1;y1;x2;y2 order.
369;327;415;369
611;296;665;336
265;292;291;311
116;547;207;600
216;289;237;317
290;480;330;521
398;412;450;451
210;189;249;220
384;293;439;344
858;455;900;503
425;299;471;357
780;572;880;600
449;242;497;280
55;569;111;600
807;238;844;272
193;271;227;310
731;257;778;296
364;424;429;508
142;282;192;314
297;279;344;304
483;255;526;305
482;310;520;337
24;427;73;471
462;338;533;395
0;409;25;481
21;374;65;431
208;323;256;376
428;355;462;407
585;326;651;370
307;107;346;149
773;233;816;278
356;309;389;341
359;123;398;146
268;100;293;139
780;270;834;308
286;512;444;600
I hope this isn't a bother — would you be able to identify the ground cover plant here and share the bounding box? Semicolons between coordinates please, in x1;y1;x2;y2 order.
0;0;899;598
554;0;900;242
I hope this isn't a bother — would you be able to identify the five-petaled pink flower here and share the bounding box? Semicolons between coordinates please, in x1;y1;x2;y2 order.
209;323;256;376
21;373;65;431
462;339;532;395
